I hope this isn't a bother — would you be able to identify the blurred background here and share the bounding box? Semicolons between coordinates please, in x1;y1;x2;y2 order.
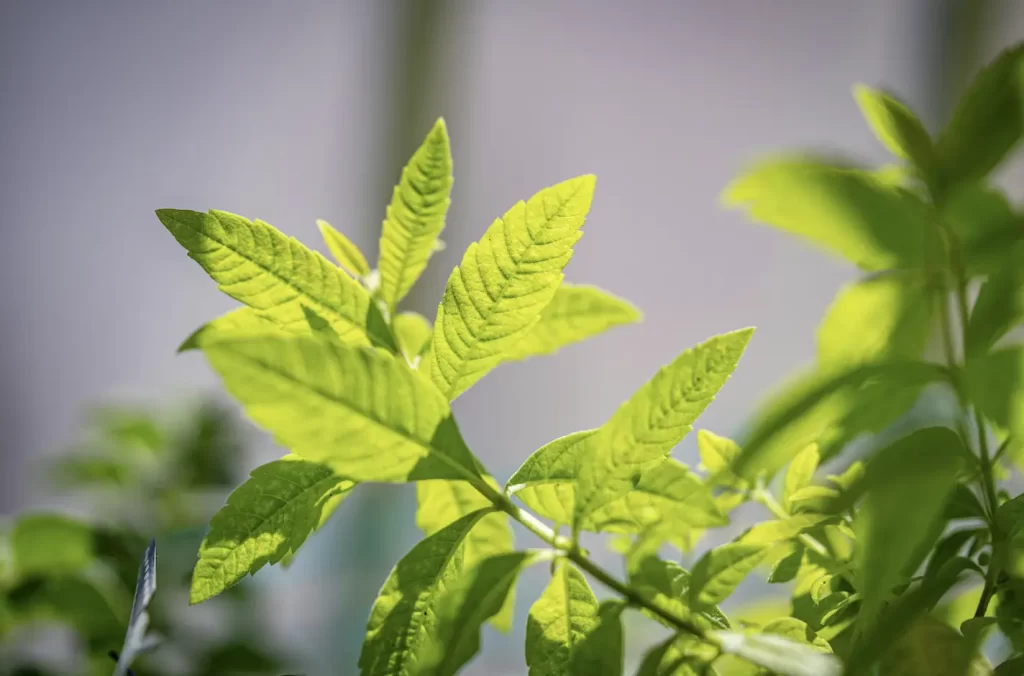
1;1;1022;674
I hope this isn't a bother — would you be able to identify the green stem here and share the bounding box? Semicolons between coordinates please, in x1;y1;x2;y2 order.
753;489;832;561
474;482;709;640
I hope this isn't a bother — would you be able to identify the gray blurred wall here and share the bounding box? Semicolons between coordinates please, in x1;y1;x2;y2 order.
2;1;1022;673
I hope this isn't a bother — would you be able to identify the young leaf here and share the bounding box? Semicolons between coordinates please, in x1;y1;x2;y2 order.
178;307;282;352
11;514;94;576
525;561;622;675
783;443;820;510
358;510;489;676
420;551;535;676
427;176;596;400
394;312;433;362
739;514;829;546
113;539;158;676
816;272;932;366
317;219;371;279
500;283;641;362
415;478;515;631
574;328;753;528
378;118;453;310
853;427;965;633
508;433;725;534
937;45;1024;187
628;555;729;630
853;85;936;176
191;332;484;483
728;360;946;481
697;429;748;489
688;543;768;606
156;209;379;346
712;630;841;676
190;455;354;604
722;156;933;271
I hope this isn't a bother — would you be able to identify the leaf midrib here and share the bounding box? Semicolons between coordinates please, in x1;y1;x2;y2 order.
181;212;368;339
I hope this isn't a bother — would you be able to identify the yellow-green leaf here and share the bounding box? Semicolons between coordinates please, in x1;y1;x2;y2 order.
317;219;371;278
526;560;620;675
178;307;282;352
416;478;515;632
697;429;748;489
689;543;769;606
853;85;936;176
574;328;753;527
394;312;433;363
628;555;730;631
784;443;820;510
12;514;94;577
507;430;594;525
156;209;375;345
817;272;932;366
427;176;596;400
358;510;490;676
192;332;484;483
190;455;353;604
378;118;453;310
502;283;641;362
723;157;933;271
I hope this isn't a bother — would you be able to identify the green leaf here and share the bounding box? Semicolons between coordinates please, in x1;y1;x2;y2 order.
156;209;380;346
879;616;990;676
359;509;490;675
525;560;620;675
853;85;936;177
967;347;1024;442
816;272;932;366
729;361;945;481
427;175;596;400
507;430;595;525
416;478;515;631
937;45;1024;187
189;455;353;604
711;630;841;676
635;635;717;676
783;443;819;510
944;184;1022;276
628;555;729;630
854;427;965;633
739;514;829;546
761;617;832;651
574;328;754;528
423;551;535;675
178;307;282;352
722;156;933;271
697;429;748;489
508;432;725;535
689;543;769;606
191;332;484;483
501;283;641;362
378;118;453;310
394;312;433;362
12;514;94;577
769;546;804;584
317;219;371;279
967;245;1024;355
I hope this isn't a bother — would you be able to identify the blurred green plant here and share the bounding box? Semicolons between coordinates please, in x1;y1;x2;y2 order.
0;401;297;675
89;41;1024;675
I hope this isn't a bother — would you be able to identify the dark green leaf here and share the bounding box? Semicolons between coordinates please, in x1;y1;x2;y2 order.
967;244;1024;354
944;184;1023;276
878;616;990;676
769;546;804;584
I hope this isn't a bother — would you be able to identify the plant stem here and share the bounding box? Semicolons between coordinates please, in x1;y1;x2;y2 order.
753;489;832;561
476;483;710;640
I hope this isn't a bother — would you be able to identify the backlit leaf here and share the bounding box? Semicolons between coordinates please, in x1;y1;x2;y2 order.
192;332;484;483
317;219;371;279
378;118;453;310
507;430;595;525
697;429;748;489
817;272;932;366
394;312;433;363
854;427;964;633
723;156;933;271
574;328;753;528
853;85;936;177
157;209;378;346
190;455;354;603
689;543;769;606
416;478;515;631
427;176;595;400
501;283;641;362
629;555;729;630
525;561;621;675
783;444;820;510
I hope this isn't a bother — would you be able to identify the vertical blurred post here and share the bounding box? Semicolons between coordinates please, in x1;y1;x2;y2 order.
324;0;454;666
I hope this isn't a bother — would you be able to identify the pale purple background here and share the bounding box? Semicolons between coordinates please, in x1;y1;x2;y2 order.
2;1;1022;673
